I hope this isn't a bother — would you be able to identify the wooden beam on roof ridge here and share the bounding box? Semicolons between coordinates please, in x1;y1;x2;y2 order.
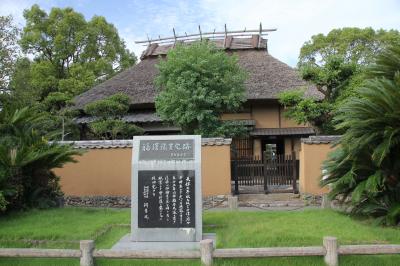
258;22;262;48
140;42;159;59
198;25;202;41
138;33;270;47
135;25;277;44
225;35;233;49
172;28;177;47
137;33;270;47
251;34;259;48
223;24;228;48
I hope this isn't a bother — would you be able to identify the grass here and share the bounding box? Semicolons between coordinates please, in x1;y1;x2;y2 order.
0;208;399;265
206;210;400;247
0;208;129;249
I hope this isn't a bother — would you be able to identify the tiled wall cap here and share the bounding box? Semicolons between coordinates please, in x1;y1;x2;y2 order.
54;138;232;149
301;135;341;144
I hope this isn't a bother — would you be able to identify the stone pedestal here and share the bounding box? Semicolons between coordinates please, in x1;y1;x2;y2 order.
228;196;238;210
112;233;216;251
321;194;331;209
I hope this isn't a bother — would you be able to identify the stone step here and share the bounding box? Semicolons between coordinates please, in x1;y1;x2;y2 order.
239;201;306;208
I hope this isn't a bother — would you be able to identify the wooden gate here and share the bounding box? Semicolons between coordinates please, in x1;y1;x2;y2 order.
231;151;299;194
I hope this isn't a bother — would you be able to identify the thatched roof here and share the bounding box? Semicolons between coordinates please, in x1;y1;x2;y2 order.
140;35;268;59
74;37;322;110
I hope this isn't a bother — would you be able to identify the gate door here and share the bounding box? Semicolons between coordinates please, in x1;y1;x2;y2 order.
263;151;298;193
231;151;298;194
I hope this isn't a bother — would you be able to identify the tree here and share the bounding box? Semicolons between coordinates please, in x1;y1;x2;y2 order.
300;28;400;66
0;105;81;212
17;5;136;102
279;89;333;133
279;28;400;134
155;41;247;137
3;5;137;140
0;15;20;90
84;93;143;139
322;46;400;225
7;58;36;105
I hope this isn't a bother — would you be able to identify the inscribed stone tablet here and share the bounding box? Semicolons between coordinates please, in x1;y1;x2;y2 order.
131;135;202;242
138;170;195;228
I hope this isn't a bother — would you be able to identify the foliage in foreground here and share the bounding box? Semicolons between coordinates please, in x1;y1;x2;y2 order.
0;106;81;213
155;41;248;137
84;93;143;139
279;27;400;134
0;5;138;141
1;209;400;265
322;46;400;225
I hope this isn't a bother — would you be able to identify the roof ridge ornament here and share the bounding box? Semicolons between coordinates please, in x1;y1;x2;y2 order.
135;23;277;46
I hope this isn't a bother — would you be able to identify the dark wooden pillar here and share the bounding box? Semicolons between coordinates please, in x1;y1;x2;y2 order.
292;151;298;194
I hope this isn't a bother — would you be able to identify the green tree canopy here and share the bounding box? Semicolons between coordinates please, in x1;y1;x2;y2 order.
8;58;34;106
155;41;247;137
279;27;400;134
0;15;19;90
299;27;400;66
322;45;400;225
20;5;135;85
2;4;137;141
16;5;136;102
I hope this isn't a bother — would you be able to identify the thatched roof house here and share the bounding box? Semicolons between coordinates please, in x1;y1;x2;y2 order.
74;36;320;110
74;34;319;157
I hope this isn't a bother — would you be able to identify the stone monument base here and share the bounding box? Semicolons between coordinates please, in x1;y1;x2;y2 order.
112;233;216;251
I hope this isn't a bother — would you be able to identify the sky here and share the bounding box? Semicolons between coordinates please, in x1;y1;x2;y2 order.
1;0;399;67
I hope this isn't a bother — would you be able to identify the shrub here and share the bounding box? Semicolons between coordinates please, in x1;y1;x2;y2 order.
155;41;247;137
89;119;143;140
84;93;143;139
84;93;130;118
322;46;400;225
0;107;81;213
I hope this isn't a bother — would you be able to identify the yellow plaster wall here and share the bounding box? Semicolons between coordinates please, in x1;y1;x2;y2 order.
284;138;301;158
299;142;335;195
221;104;308;130
253;138;262;158
55;145;232;197
251;104;280;128
284;138;292;156
220;113;252;120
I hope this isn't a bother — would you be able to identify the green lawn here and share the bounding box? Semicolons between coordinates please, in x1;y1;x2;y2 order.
0;208;399;265
0;208;130;249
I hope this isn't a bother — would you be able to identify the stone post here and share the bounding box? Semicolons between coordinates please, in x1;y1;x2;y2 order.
321;194;331;209
228;196;238;210
80;240;94;266
323;236;338;266
200;239;214;266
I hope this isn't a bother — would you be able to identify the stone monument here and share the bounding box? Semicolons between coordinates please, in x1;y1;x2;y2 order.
112;135;214;251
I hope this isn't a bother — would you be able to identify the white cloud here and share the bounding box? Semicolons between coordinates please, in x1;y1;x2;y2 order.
0;0;57;27
198;0;400;66
1;0;399;66
120;27;147;60
0;0;32;27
